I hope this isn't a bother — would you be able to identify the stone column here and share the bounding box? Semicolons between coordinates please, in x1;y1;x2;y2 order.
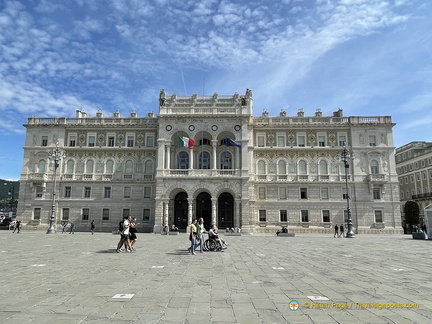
212;140;217;170
164;200;169;227
235;198;241;228
211;198;217;226
188;198;194;225
189;149;194;170
166;144;171;169
153;198;164;233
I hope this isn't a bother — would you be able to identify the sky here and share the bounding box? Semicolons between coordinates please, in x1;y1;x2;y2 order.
0;0;431;180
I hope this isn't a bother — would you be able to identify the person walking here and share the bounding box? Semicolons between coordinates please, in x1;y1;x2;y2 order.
334;224;338;238
69;223;75;234
90;220;96;235
13;220;21;233
196;218;207;253
339;224;345;238
116;216;133;253
61;222;67;234
188;219;199;255
129;217;140;250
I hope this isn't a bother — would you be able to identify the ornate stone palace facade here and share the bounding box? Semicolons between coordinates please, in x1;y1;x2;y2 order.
17;90;402;234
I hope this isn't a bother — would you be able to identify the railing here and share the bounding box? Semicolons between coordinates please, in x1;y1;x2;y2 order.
367;174;386;182
412;193;432;200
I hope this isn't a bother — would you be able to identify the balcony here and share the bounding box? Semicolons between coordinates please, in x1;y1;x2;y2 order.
165;169;241;177
367;174;387;183
412;193;432;200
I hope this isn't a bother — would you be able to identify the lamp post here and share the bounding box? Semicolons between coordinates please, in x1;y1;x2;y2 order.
46;142;66;234
341;146;356;238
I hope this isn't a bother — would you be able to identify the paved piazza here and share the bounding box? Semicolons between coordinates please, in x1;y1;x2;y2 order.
0;231;430;323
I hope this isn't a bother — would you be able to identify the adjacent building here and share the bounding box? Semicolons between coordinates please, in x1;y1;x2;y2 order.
395;141;432;231
17;90;403;234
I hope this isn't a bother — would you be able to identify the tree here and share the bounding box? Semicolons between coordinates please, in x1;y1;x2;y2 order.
404;201;420;230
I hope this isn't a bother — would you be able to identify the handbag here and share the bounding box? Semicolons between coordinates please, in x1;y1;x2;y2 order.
189;232;193;241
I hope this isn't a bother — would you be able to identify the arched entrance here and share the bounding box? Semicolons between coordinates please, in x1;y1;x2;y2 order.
174;192;189;229
218;192;234;229
196;192;212;230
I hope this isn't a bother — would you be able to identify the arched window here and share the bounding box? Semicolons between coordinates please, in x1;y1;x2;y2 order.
178;152;189;169
340;161;349;174
220;151;232;169
105;160;114;174
144;160;154;174
38;160;46;173
370;160;379;174
277;160;287;174
125;160;134;174
199;151;211;169
86;159;94;174
319;160;328;174
257;160;266;174
66;160;74;174
298;160;307;175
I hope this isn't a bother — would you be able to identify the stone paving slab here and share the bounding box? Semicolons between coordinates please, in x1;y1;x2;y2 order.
0;231;431;323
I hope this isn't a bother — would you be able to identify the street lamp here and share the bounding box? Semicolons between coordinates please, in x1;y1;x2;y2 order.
46;142;66;234
340;146;356;238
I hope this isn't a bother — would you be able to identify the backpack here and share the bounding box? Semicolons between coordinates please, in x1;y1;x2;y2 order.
118;221;123;232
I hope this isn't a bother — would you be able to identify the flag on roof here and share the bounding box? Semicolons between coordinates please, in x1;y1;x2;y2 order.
226;138;241;147
178;136;195;149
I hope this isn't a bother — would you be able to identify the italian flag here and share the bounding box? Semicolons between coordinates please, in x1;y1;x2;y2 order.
178;136;195;149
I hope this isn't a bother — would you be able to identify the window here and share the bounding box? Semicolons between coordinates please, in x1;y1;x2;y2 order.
146;134;155;147
321;187;329;199
42;136;48;146
279;187;287;199
144;160;154;175
38;160;46;173
370;160;379;174
257;160;266;175
375;210;383;223
82;208;89;221
105;160;114;174
257;134;265;147
410;175;414;183
104;187;111;198
86;160;94;174
369;135;376;146
301;210;309;222
125;160;134;174
322;210;330;223
258;187;266;199
404;176;408;184
107;135;115;147
124;186;131;198
69;134;76;147
67;160;74;174
143;209;151;222
102;208;110;221
198;152;211;169
319;160;328;175
62;208;69;220
277;134;285;147
88;134;96;147
297;134;306;147
220;152;232;169
300;187;308;199
338;134;346;147
178;152;189;169
278;160;287;175
318;135;326;147
127;135;134;147
144;186;152;198
298;160;307;175
259;210;266;222
35;185;43;198
280;210;287;222
64;186;71;198
373;188;381;200
342;187;349;199
401;191;404;199
123;209;130;218
84;187;91;198
422;172;427;180
33;208;41;220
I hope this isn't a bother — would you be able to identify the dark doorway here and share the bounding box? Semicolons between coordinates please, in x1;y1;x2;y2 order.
218;192;234;229
196;192;212;230
174;192;189;229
